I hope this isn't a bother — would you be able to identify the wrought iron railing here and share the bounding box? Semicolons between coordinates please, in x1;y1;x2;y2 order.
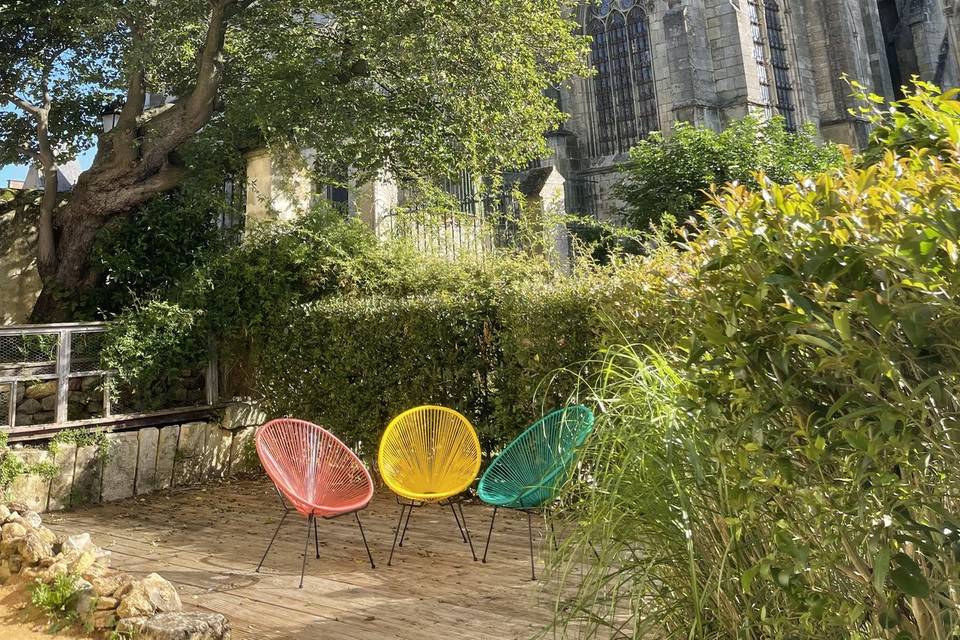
0;322;219;440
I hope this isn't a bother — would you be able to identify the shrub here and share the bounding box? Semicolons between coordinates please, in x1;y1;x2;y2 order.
30;574;81;632
615;115;843;231
552;84;960;638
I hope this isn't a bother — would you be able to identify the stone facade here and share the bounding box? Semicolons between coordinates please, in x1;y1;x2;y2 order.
555;0;960;219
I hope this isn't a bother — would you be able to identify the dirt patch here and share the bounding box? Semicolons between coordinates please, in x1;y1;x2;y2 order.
0;576;97;640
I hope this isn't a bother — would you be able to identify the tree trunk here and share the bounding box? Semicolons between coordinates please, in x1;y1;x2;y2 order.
28;1;235;322
29;186;120;322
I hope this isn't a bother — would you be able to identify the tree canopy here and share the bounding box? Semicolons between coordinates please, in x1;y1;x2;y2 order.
0;0;587;319
614;116;844;231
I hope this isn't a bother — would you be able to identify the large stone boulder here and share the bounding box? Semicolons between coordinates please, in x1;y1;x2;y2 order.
120;612;231;640
18;531;53;565
1;521;27;540
117;573;182;618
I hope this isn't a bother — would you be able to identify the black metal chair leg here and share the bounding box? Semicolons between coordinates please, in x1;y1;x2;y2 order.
313;516;320;559
300;514;313;589
527;511;536;581
481;506;498;563
450;503;468;543
457;501;477;561
255;509;289;572
388;503;407;566
355;512;376;569
398;503;414;547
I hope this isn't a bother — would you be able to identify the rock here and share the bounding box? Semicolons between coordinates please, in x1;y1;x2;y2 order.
41;395;57;412
48;443;78;511
23;511;41;528
90;570;132;597
0;506;10;521
24;381;57;400
32;411;55;424
96;596;118;610
7;556;22;573
116;616;150;635
72;444;104;507
173;423;209;486
19;565;44;581
0;538;21;557
18;531;53;565
101;432;138;502
5;510;24;524
1;522;27;540
34;526;56;545
118;573;182;618
92;609;117;629
136;428;160;495
7;450;52;512
129;612;230;640
0;562;11;583
18;397;42;414
156;425;180;490
63;532;94;554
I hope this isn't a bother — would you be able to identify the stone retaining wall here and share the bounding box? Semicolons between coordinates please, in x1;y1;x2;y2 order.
5;402;265;513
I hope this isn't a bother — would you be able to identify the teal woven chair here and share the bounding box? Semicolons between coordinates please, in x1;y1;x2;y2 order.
478;405;595;579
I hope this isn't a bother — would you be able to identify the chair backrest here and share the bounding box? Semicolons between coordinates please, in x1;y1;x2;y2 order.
256;418;373;514
478;405;595;508
378;405;481;500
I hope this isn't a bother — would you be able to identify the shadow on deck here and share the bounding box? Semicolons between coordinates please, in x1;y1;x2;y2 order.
45;477;561;640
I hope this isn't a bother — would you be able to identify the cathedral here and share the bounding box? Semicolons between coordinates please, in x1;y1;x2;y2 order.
552;0;960;218
244;0;960;230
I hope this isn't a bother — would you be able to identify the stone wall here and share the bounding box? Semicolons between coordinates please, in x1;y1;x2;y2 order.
0;204;42;326
4;402;265;513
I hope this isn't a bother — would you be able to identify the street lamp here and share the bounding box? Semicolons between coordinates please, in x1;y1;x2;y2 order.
100;100;123;133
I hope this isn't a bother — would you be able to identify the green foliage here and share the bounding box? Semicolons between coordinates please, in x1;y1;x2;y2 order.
2;0;587;196
552;84;960;639
101;300;207;409
81;135;246;317
615;115;843;231
30;574;81;632
856;79;960;163
48;428;110;461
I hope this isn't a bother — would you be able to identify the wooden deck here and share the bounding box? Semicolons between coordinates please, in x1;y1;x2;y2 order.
44;478;563;640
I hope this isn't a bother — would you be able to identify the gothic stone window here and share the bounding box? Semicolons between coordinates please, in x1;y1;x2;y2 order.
748;0;798;130
589;0;659;156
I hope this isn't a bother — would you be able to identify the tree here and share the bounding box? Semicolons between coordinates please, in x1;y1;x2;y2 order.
614;116;844;231
0;0;587;320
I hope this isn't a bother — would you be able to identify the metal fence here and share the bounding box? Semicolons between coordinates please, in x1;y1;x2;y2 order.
0;322;219;440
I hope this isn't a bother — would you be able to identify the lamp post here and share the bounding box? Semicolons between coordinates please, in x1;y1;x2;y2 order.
100;100;122;133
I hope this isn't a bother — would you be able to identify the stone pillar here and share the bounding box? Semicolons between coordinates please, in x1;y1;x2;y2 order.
801;0;879;147
518;167;569;265
661;0;723;128
243;148;314;226
945;1;960;81
351;171;399;238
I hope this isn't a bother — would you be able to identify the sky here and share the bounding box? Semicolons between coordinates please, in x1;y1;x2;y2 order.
1;147;98;186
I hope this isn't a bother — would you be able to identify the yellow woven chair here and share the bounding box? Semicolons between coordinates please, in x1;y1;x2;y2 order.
378;405;482;565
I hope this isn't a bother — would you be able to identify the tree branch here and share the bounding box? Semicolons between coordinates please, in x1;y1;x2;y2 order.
136;0;239;172
1;92;41;116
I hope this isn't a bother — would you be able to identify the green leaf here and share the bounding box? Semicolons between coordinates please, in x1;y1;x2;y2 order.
833;309;852;341
873;546;891;593
889;553;930;597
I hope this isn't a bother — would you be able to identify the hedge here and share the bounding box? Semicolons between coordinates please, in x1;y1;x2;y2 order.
256;284;605;456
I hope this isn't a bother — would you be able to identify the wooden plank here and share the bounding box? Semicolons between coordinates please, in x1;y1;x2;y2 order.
47;478;565;640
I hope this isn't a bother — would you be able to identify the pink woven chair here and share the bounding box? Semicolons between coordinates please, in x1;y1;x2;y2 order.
254;418;376;587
